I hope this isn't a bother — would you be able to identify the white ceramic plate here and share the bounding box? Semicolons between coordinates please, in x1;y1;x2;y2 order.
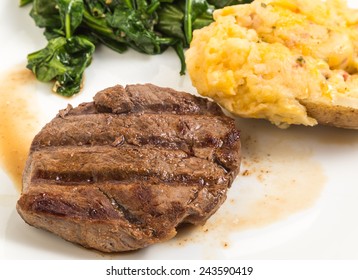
1;1;358;260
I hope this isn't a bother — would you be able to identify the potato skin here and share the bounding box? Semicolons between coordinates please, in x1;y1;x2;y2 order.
301;100;358;129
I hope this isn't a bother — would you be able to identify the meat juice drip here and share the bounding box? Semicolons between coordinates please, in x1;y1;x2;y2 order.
0;68;39;191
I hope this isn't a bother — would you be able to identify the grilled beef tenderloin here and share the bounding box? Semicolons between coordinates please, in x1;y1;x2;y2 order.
16;84;241;252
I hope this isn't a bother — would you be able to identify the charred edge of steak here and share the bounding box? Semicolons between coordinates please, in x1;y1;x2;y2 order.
17;83;241;252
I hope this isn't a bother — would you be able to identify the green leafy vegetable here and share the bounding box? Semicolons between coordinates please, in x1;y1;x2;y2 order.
29;0;61;29
20;0;33;7
207;0;252;9
27;0;95;96
22;0;253;96
27;36;95;96
57;0;84;38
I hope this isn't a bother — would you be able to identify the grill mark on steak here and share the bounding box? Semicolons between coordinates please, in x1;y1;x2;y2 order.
98;187;143;226
32;195;77;217
31;113;224;149
17;83;241;252
20;187;121;220
29;146;228;186
31;113;239;172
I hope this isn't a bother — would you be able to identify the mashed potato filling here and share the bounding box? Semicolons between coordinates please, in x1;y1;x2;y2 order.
186;0;358;127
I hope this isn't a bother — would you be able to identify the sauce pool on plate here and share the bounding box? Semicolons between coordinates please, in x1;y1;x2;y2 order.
0;67;40;190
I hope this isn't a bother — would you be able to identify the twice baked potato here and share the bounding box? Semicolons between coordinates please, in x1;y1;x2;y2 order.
186;0;358;129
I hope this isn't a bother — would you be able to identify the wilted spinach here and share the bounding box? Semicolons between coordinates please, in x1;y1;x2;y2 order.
21;0;252;96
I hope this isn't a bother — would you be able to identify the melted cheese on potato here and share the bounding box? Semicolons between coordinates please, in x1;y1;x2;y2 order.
186;0;358;127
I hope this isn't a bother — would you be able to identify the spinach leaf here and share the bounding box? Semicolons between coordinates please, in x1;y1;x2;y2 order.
184;0;213;44
157;3;185;41
54;36;95;95
82;8;118;39
27;36;95;96
106;5;165;54
57;0;84;38
84;0;110;18
208;0;252;8
27;37;68;82
30;0;61;29
173;40;186;75
20;0;33;6
27;0;94;96
158;0;213;46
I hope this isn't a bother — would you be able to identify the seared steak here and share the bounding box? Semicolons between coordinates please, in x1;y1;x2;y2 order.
16;84;241;252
